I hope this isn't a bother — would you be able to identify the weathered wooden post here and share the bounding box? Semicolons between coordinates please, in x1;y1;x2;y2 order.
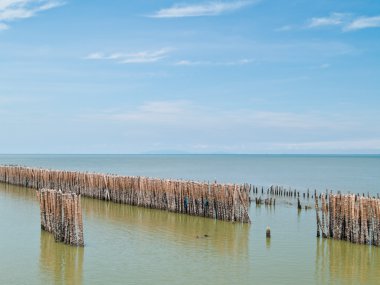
297;198;302;210
266;226;271;238
315;191;321;238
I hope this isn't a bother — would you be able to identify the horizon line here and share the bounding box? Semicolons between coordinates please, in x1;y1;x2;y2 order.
0;153;379;156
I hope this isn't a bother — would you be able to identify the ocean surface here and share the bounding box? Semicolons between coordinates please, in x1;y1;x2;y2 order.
1;154;379;193
0;154;379;284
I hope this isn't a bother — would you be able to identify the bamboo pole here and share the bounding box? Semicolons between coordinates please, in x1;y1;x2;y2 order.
37;189;84;247
315;193;380;247
0;165;250;223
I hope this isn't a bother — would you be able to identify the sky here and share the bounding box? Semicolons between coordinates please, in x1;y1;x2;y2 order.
0;0;379;154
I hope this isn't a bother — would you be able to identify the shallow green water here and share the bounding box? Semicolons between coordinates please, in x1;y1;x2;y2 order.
1;182;380;285
1;154;379;284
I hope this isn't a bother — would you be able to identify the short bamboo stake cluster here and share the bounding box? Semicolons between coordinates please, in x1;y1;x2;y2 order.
266;185;300;198
0;165;250;223
253;185;331;200
315;193;380;246
255;197;275;206
251;185;312;200
38;189;84;246
251;185;316;210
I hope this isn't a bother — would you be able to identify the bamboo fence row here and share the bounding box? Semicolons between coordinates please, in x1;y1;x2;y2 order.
263;185;380;201
252;185;318;210
38;189;84;246
0;166;251;223
315;193;380;246
251;185;312;200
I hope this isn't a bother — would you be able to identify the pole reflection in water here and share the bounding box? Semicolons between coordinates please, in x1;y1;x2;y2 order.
316;238;380;285
266;237;271;249
3;180;380;284
0;182;36;201
82;197;250;259
40;229;84;284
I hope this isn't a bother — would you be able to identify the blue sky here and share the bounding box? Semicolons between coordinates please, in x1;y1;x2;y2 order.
0;0;379;154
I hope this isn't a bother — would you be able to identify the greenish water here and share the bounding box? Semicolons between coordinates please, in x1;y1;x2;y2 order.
0;155;380;284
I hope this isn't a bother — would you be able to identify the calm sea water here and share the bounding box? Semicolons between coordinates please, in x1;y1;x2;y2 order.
0;155;379;284
0;154;379;193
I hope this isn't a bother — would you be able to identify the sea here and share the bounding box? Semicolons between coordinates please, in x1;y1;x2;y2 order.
0;154;379;284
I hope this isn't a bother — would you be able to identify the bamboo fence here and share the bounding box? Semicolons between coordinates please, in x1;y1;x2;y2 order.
252;185;313;209
38;189;84;246
315;193;380;246
0;165;251;223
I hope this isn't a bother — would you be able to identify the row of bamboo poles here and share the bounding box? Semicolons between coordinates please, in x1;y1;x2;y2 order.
258;184;380;200
38;189;84;246
315;193;380;246
255;185;325;200
251;185;378;211
251;185;318;210
0;166;251;223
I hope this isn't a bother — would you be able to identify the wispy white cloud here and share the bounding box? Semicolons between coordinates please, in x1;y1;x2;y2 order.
319;63;330;69
275;139;380;151
85;52;105;60
303;13;380;32
247;111;353;130
85;48;172;64
83;100;357;132
307;13;348;28
175;58;254;66
275;25;293;32
72;100;380;153
0;0;64;29
150;1;255;18
109;101;190;122
344;15;380;31
175;60;206;66
310;63;330;70
0;95;30;104
81;101;191;125
0;22;8;30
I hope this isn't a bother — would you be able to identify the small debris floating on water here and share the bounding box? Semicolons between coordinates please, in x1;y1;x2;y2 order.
196;234;210;239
